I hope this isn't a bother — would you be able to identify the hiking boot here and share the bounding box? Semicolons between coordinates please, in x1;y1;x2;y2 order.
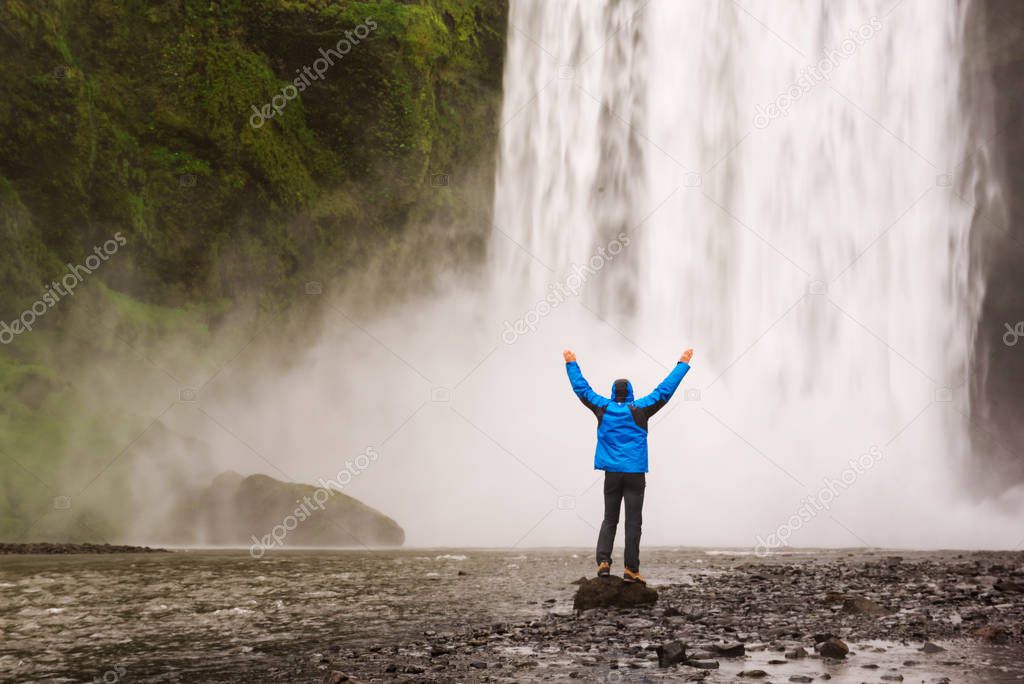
596;561;610;578
623;568;646;584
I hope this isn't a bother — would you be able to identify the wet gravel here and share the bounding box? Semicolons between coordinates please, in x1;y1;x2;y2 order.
308;550;1024;683
1;548;1021;682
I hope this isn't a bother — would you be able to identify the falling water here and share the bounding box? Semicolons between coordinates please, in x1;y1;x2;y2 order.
166;0;1023;550
485;0;1019;549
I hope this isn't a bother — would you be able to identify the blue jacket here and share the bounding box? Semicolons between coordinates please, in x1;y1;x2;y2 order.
566;361;690;473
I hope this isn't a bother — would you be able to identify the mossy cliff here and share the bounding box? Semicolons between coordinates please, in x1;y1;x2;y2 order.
0;0;507;541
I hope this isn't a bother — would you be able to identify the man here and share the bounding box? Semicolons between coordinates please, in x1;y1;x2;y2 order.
563;347;693;584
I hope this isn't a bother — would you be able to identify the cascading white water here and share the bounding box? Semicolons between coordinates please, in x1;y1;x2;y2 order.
181;0;1023;550
485;0;1019;549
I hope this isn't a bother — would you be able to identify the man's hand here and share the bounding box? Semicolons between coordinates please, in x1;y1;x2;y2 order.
563;349;577;363
680;348;693;363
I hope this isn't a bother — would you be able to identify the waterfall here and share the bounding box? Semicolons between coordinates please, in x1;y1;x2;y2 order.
486;0;1019;549
205;0;1022;549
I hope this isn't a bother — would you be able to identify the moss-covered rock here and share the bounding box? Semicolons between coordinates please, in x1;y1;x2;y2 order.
155;470;405;548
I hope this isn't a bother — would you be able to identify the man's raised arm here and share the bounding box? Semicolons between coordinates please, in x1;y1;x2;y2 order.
564;349;608;417
633;348;694;417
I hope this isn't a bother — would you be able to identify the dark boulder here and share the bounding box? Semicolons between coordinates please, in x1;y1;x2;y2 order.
656;640;688;667
995;579;1024;593
817;637;850;659
323;672;361;684
573;576;658;611
154;471;405;548
974;626;1010;643
686;659;719;669
841;596;892;615
709;642;745;658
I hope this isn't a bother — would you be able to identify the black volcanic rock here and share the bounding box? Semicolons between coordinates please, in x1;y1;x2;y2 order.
995;579;1024;593
817;637;850;659
573;576;658;611
708;642;745;658
656;639;687;667
155;471;404;548
842;596;893;616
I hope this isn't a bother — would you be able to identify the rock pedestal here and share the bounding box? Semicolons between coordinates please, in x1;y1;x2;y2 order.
572;576;658;611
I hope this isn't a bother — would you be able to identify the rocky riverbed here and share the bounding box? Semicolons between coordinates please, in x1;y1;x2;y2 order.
307;550;1024;683
2;548;1022;682
0;542;168;554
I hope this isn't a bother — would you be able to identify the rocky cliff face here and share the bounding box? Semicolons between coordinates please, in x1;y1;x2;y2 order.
963;0;1024;490
0;0;506;543
0;0;506;311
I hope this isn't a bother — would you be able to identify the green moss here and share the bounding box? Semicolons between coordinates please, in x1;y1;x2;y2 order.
0;0;505;310
0;0;508;541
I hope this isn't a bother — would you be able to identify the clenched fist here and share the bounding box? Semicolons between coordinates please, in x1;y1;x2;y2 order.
680;348;693;363
563;349;577;363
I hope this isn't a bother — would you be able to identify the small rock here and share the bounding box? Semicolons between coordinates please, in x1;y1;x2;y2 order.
817;637;849;659
785;647;808;659
919;641;945;653
973;626;1009;643
711;642;745;658
321;671;350;684
789;677;814;683
841;596;892;615
738;670;768;678
685;659;719;669
656;640;688;667
994;579;1024;593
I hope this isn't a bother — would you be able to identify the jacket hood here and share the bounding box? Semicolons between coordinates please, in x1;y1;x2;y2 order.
611;378;634;403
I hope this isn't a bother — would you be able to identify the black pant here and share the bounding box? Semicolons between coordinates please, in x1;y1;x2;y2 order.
596;471;646;572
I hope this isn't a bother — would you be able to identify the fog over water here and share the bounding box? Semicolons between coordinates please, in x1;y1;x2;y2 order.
148;0;1024;550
